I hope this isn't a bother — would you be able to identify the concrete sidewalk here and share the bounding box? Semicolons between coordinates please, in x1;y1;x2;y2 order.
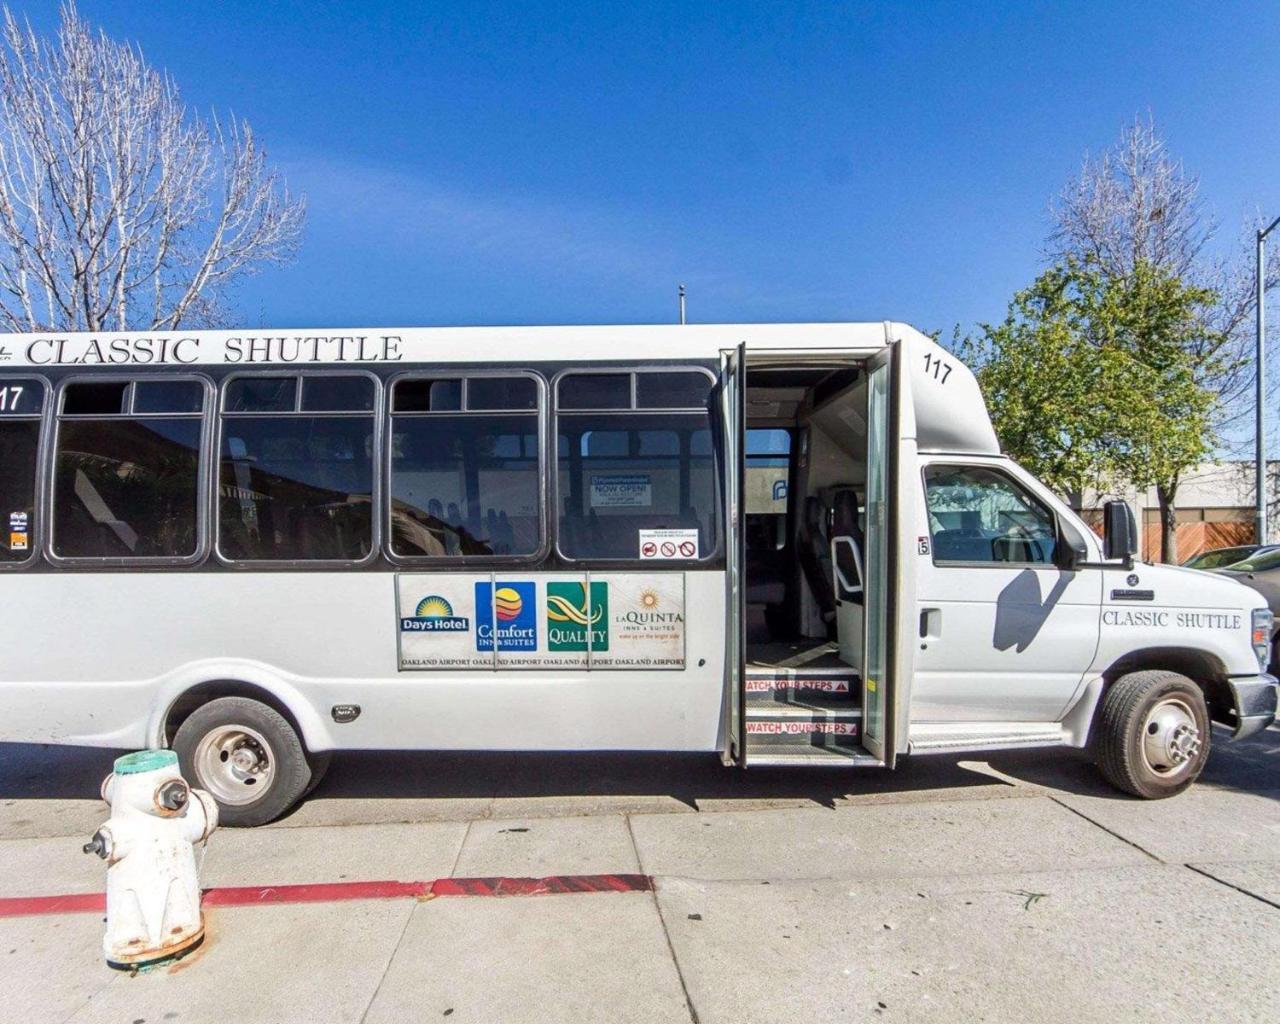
1;726;1277;1023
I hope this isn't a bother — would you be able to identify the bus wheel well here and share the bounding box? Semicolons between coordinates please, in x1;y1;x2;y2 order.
162;681;306;748
1101;648;1233;724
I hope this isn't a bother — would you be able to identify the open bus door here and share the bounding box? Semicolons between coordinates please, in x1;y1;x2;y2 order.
861;341;910;766
720;342;746;766
723;337;915;769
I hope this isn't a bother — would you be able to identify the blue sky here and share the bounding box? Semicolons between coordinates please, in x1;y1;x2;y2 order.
21;1;1280;333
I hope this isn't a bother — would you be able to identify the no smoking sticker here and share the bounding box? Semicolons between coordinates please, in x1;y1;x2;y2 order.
638;528;699;560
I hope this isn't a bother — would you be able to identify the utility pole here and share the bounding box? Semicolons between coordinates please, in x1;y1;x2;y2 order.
678;283;686;325
1257;216;1280;544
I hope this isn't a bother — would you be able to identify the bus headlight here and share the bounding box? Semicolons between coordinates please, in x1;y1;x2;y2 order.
1251;608;1274;670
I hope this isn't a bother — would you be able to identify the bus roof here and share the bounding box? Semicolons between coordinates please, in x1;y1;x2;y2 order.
0;321;920;368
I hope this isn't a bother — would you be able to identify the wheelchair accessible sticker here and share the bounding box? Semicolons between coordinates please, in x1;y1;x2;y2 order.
8;511;27;551
638;528;699;560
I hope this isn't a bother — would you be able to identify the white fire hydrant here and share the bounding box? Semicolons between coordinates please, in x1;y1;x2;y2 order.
83;749;218;968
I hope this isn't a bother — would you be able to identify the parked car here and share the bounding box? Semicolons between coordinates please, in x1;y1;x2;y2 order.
1215;547;1280;670
1183;544;1279;570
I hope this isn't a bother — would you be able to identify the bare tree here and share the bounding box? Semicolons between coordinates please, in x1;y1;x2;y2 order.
1050;115;1210;279
0;3;303;332
1048;115;1278;561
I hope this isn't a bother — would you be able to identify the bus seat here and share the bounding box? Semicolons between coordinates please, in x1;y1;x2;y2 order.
797;496;835;623
933;528;988;562
831;488;864;605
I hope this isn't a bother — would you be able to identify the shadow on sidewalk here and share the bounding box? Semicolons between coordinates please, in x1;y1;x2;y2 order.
1;724;1273;813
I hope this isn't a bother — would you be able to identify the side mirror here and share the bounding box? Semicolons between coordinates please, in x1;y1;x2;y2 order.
1103;500;1138;562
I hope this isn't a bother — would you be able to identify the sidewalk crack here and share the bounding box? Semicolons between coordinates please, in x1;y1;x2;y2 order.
358;900;418;1024
448;820;473;878
1184;863;1280;910
628;814;699;1024
1049;797;1164;862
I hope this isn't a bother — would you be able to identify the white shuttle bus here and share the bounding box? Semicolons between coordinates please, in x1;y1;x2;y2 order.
0;322;1274;824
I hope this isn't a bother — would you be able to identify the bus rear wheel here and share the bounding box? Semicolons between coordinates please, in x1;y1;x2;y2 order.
1095;670;1211;799
173;696;312;827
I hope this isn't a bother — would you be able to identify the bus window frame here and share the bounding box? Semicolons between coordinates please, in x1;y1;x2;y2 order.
383;368;549;567
214;369;384;570
551;364;722;566
0;373;51;571
47;372;215;569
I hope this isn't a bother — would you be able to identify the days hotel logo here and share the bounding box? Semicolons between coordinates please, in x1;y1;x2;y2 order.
401;595;470;633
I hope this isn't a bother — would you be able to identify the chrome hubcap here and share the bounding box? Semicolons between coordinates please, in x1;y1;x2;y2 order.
194;725;275;805
1140;698;1201;777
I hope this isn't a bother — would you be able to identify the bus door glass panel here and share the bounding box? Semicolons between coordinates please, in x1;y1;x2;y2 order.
913;462;1101;723
861;361;890;755
0;378;44;563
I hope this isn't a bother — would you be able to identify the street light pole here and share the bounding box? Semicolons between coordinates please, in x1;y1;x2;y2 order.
1257;215;1280;545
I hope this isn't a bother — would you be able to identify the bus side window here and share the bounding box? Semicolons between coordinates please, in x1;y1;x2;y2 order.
0;377;45;565
555;369;718;561
218;373;376;563
389;374;542;559
52;378;206;560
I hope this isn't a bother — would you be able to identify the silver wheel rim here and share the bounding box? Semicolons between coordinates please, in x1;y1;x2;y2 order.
193;724;276;805
1140;697;1202;778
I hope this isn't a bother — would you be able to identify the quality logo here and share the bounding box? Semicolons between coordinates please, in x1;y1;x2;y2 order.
546;581;609;651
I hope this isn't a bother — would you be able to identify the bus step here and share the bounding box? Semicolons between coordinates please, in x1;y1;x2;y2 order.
744;748;879;768
744;673;859;704
744;706;862;751
744;662;862;681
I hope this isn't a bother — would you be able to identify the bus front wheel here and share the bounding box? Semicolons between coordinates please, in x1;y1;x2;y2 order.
173;696;313;827
1095;670;1211;799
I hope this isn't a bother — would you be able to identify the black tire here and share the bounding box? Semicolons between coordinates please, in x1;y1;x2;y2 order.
1095;670;1211;799
304;750;333;797
173;697;312;827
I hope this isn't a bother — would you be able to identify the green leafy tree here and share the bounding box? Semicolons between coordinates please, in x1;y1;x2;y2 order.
957;258;1222;562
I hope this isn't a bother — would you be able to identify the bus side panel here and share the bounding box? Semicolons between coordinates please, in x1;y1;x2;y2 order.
0;570;728;753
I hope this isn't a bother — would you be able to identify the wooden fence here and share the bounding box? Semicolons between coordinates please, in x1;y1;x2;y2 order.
1139;521;1253;564
1077;510;1252;563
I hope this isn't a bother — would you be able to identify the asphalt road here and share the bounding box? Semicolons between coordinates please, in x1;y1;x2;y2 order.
1;726;1277;1023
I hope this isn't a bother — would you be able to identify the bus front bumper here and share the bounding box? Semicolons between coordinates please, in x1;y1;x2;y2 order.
1228;673;1278;740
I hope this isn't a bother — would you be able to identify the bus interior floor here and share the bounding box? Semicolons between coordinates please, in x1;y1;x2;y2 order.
745;639;854;673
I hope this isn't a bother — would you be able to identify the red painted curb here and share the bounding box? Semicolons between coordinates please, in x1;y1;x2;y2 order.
432;874;653;897
0;874;654;918
204;880;431;907
0;892;106;917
